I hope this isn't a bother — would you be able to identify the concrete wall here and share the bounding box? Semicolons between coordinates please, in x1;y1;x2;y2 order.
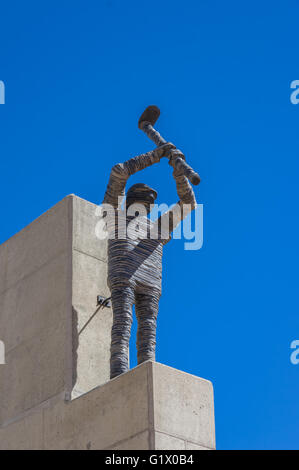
71;196;112;398
0;361;215;450
0;195;215;449
0;195;112;425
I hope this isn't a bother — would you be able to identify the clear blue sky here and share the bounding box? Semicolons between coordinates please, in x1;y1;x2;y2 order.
1;1;298;450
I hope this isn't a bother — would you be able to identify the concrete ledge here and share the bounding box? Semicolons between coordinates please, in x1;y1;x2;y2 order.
0;361;215;450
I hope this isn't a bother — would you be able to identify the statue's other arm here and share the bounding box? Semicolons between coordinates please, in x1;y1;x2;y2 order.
102;143;175;208
158;151;197;243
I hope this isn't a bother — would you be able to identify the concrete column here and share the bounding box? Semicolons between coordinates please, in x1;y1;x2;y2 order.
0;195;112;427
0;196;215;449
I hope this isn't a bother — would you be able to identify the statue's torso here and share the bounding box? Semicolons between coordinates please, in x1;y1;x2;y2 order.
106;212;164;291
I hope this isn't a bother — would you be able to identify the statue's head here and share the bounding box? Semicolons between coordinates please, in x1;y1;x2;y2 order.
126;183;157;215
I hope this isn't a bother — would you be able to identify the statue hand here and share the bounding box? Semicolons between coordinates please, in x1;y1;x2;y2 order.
152;142;176;162
168;149;186;177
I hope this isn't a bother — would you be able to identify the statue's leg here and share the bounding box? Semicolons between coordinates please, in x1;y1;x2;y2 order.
110;285;135;379
135;289;160;365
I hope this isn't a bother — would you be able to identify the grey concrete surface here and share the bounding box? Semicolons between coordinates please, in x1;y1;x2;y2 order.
0;252;69;354
0;361;215;450
0;196;215;450
152;362;216;449
43;363;149;450
0;409;44;450
72;195;107;263
154;432;186;450
0;197;70;295
0;195;111;425
71;196;112;397
107;431;150;450
0;302;68;425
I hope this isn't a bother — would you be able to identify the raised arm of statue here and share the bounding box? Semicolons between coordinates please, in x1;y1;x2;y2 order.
102;143;175;209
158;150;197;243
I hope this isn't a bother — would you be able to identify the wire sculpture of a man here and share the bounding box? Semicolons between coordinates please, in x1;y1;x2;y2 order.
102;143;197;379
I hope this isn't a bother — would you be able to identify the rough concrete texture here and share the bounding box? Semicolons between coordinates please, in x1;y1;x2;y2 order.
71;196;112;398
152;362;216;449
0;196;215;449
0;195;112;425
0;361;215;450
43;362;149;450
0;410;44;450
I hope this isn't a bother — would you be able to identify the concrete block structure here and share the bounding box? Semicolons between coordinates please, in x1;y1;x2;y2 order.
0;195;215;450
